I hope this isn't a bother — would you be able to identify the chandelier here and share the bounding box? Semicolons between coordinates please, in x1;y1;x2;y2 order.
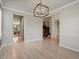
33;0;49;18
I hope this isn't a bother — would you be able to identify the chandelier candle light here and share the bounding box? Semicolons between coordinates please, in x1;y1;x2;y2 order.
33;0;49;18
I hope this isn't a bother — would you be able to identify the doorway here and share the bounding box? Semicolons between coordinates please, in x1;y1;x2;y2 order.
53;19;60;44
13;14;24;43
43;16;60;45
43;17;51;39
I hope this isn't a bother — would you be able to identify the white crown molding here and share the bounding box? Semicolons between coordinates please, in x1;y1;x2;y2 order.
1;0;31;15
2;0;79;17
45;0;79;18
3;6;33;15
0;0;3;7
50;0;79;13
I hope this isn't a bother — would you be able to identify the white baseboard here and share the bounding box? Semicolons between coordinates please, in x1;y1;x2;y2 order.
1;39;42;47
24;39;42;43
0;47;1;50
2;43;13;47
60;45;79;52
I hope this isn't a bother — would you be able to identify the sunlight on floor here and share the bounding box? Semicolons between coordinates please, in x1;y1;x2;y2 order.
13;36;19;43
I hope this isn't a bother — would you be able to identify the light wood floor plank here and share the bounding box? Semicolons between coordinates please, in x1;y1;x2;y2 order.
0;39;79;59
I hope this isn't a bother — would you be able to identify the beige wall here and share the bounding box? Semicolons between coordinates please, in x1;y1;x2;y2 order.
2;8;42;46
51;3;79;52
60;3;79;52
0;0;2;40
51;15;60;38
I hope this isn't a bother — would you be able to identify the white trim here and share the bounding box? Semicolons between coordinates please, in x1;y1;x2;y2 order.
60;45;79;52
60;33;79;37
24;39;42;43
0;0;3;7
1;43;13;47
2;33;13;35
45;0;79;18
2;0;79;17
1;39;42;47
0;47;2;50
3;7;33;15
50;0;79;13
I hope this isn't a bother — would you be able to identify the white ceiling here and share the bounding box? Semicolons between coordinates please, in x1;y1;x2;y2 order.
2;0;77;14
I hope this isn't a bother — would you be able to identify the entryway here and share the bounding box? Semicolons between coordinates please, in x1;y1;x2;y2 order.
43;15;60;45
43;17;51;39
13;14;24;43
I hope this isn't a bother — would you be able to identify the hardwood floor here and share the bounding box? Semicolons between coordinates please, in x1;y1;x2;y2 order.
0;39;79;59
13;34;24;43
